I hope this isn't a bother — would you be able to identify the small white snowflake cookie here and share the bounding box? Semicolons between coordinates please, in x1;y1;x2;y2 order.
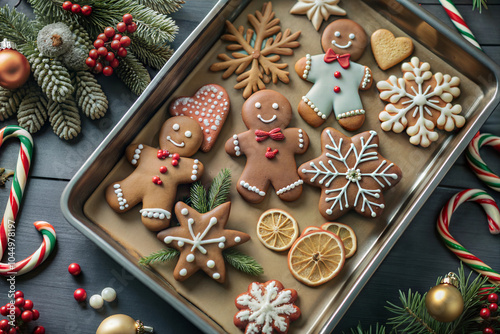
377;56;465;147
290;0;346;31
234;280;301;334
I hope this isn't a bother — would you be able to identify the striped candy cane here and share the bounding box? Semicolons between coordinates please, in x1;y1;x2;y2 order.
439;0;482;49
437;189;500;284
466;133;500;192
0;126;56;276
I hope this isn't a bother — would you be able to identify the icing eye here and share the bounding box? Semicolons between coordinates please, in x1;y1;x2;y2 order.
272;103;279;110
334;31;341;37
185;131;192;138
172;123;180;131
255;102;261;109
349;33;355;40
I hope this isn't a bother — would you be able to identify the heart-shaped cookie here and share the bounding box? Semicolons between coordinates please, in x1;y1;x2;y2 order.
169;84;230;152
371;29;413;70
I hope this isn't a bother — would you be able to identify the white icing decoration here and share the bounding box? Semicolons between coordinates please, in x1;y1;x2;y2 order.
181;208;189;215
255;102;261;109
191;160;199;181
179;268;187;276
272;103;279;110
131;144;143;165
212;273;220;279
234;236;241;243
334;31;341;37
332;39;352;49
257;114;277;124
276;179;303;196
166;136;185;147
172;123;180;131
233;134;241;156
113;184;130;210
140;208;171;220
186;254;195;262
207;260;215;268
185;131;192;138
239;180;266;196
301;130;398;217
349;33;355;40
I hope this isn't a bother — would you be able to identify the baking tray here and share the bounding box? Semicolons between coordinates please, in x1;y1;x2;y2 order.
61;0;500;333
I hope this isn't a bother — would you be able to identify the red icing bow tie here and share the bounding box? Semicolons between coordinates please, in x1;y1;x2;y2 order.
255;128;285;142
324;48;351;69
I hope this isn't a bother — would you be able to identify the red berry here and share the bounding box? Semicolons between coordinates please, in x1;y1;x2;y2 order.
88;49;98;59
93;62;103;74
163;150;170;156
74;288;87;302
160;166;167;173
116;22;127;33
81;5;92;16
113;34;123;41
171;159;179;167
85;57;96;68
102;66;113;76
71;4;81;13
480;307;491;319
14;291;23;299
23;300;33;310
483;328;495;334
68;263;81;276
7;328;15;334
0;306;7;316
152;176;160;184
31;309;39;321
62;1;72;11
21;310;33;322
123;13;133;25
157;180;163;185
110;58;120;68
172;153;180;160
488;293;499;303
334;71;341;78
97;47;108;57
127;22;137;33
33;326;45;334
334;86;341;93
0;320;9;331
489;302;498;312
110;40;121;50
157;152;164;159
104;27;115;38
93;39;104;49
97;33;108;42
120;36;131;47
117;47;127;58
14;307;20;318
105;52;115;62
14;298;24;307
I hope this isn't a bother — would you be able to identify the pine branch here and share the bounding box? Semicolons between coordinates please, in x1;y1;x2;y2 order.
347;323;387;334
139;248;179;266
17;81;48;134
47;96;81;140
136;0;184;15
472;0;488;12
26;0;76;24
190;181;208;213
71;70;108;120
207;168;231;211
222;249;263;276
0;85;27;121
114;50;151;95
0;5;37;45
129;38;173;69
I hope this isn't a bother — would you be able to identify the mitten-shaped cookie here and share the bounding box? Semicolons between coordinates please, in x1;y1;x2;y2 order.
295;19;372;131
226;90;309;204
105;116;205;231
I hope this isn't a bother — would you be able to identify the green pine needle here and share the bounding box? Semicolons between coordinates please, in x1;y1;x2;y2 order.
207;168;232;211
0;5;37;44
346;323;387;334
472;0;488;12
190;181;209;213
137;0;185;15
139;248;179;266
222;249;264;276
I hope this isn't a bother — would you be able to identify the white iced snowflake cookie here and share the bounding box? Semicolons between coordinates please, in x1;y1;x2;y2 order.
377;56;465;147
290;0;346;31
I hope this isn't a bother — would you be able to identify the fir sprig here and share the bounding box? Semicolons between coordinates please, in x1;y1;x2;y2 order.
348;323;388;334
139;248;179;266
190;181;209;214
207;168;232;213
473;0;488;12
137;0;184;15
0;5;37;44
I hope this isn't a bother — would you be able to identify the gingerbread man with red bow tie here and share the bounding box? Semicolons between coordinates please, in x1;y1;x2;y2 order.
225;90;309;203
295;19;373;131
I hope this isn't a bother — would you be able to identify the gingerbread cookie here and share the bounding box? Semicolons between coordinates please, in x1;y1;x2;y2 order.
371;29;413;70
290;0;346;31
377;56;464;147
169;84;230;152
234;280;300;334
298;128;402;220
225;90;309;203
157;201;250;283
295;19;372;131
105;116;205;231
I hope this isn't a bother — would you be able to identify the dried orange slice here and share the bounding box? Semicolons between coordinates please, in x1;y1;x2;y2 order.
301;226;321;237
257;209;299;251
321;222;357;258
288;230;345;286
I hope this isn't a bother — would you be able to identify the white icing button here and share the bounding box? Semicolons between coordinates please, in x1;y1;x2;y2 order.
185;131;192;138
193;165;198;170
194;159;199;163
181;208;189;215
186;254;195;262
218;242;225;248
207;260;215;268
138;144;143;149
178;241;184;247
210;217;217;225
172;123;180;131
334;31;341;37
192;170;197;175
234;236;241;243
272;103;279;110
188;218;194;224
113;184;120;189
212;273;221;280
89;295;104;309
349;33;355;39
233;134;238;139
255;102;261;109
179;268;187;276
191;175;197;180
101;287;117;302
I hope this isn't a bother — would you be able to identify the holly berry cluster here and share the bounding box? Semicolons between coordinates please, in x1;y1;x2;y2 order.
0;291;44;334
480;293;500;334
85;14;136;76
153;151;181;185
61;1;92;16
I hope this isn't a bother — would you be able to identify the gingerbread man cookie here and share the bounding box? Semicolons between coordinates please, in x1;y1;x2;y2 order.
225;90;309;204
105;116;205;231
295;19;372;131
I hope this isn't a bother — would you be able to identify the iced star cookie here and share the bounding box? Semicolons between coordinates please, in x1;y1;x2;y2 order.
298;128;402;220
105;116;205;231
225;90;309;203
234;280;300;334
295;19;372;131
157;201;250;283
290;0;346;31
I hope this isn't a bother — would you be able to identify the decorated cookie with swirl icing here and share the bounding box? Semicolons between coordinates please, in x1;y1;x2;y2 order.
295;19;372;131
105;116;205;231
157;201;250;283
225;90;309;204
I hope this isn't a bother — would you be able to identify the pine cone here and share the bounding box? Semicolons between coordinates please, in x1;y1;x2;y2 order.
71;71;108;120
0;85;27;121
17;83;48;134
47;96;81;140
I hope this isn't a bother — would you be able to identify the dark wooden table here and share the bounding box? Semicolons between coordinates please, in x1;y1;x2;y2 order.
0;0;499;333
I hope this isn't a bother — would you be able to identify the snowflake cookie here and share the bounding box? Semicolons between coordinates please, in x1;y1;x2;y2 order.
234;280;300;334
298;128;402;220
377;56;465;147
157;201;250;283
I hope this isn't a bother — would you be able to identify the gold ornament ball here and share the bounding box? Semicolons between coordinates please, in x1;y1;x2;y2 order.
425;283;464;322
96;314;153;334
0;49;30;90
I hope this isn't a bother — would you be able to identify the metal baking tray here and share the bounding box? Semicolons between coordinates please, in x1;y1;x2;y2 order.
61;0;500;333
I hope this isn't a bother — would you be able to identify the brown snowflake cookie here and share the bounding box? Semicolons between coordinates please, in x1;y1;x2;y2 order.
234;280;300;334
210;2;301;99
377;56;464;147
157;201;250;283
298;128;402;220
295;19;372;131
169;84;230;152
371;29;413;70
105;116;205;231
225;90;309;203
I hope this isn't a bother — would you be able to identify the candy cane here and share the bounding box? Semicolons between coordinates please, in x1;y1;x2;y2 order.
439;0;482;50
0;126;56;276
466;133;500;192
437;189;500;284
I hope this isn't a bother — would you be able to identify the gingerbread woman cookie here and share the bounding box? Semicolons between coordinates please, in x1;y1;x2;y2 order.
295;19;372;131
225;90;309;204
105;116;205;231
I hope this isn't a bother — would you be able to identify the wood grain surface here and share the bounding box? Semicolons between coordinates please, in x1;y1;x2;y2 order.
0;0;498;333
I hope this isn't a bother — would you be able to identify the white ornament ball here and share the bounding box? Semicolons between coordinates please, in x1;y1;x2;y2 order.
89;294;104;309
101;287;117;302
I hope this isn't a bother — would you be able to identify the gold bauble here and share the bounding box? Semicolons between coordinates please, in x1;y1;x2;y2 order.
425;273;464;323
0;41;30;90
96;314;154;334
